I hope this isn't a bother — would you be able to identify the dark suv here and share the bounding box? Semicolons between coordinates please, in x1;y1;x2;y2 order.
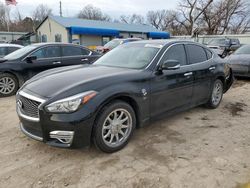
0;43;100;97
207;38;240;58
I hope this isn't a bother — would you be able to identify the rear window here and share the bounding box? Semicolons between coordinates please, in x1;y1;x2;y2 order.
186;44;207;64
62;46;83;56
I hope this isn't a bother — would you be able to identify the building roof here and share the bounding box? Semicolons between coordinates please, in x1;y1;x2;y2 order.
49;15;165;34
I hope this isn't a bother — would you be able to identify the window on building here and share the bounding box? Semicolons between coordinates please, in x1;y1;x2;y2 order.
41;35;47;42
55;34;62;42
102;37;111;45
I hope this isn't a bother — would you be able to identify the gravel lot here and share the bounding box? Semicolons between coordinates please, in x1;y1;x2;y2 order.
0;79;250;188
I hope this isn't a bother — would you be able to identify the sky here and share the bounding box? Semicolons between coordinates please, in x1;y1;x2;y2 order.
1;0;178;19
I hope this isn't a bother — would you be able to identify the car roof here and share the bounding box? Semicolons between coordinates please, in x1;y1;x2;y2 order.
131;39;200;47
0;44;23;48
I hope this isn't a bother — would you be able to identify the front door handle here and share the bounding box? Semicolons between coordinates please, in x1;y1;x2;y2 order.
184;72;193;77
53;61;61;65
81;58;89;62
209;66;216;71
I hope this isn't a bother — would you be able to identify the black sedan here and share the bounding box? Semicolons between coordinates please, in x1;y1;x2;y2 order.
16;40;233;153
0;43;100;97
227;45;250;77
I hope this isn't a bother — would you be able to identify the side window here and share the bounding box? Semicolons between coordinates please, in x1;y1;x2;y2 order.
32;46;60;59
62;46;83;57
8;47;20;54
186;44;207;64
205;48;213;60
0;47;7;56
82;48;90;55
161;44;187;66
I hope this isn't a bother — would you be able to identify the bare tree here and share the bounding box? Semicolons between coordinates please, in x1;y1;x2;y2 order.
120;14;145;24
147;10;168;30
201;0;249;34
77;4;111;21
32;4;52;24
0;2;10;31
176;0;214;35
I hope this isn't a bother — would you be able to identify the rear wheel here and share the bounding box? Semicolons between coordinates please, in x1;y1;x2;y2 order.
93;100;136;153
0;73;19;97
206;79;223;109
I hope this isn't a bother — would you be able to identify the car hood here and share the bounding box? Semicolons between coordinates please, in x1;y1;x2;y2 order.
23;65;141;98
227;54;250;65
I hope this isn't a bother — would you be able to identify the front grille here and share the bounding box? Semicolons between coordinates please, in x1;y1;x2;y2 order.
18;95;41;119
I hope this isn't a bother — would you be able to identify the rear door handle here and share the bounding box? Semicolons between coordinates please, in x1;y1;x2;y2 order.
81;58;89;62
53;61;61;65
184;72;193;77
209;66;216;71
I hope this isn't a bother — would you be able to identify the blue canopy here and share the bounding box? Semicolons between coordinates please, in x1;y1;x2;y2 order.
148;32;170;39
69;26;120;36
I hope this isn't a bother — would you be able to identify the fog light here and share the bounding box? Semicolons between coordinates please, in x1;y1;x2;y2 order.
49;131;74;145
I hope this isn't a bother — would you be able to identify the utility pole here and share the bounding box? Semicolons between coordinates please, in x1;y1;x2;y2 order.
59;1;62;17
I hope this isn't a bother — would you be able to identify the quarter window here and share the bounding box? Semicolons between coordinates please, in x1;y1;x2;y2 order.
205;49;213;60
32;46;61;59
161;44;187;66
186;44;207;64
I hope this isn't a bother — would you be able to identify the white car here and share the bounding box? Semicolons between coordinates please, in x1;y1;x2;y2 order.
0;44;23;58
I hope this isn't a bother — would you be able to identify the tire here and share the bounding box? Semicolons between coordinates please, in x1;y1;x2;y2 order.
93;100;136;153
205;79;224;109
0;73;19;98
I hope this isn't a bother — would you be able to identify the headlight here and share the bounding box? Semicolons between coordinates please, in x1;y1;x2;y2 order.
46;91;97;113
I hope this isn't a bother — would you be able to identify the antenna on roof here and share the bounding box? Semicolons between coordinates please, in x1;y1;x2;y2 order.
59;1;62;17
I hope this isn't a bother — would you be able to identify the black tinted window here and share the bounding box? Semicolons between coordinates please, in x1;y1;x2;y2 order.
62;46;83;56
186;45;207;64
82;48;90;55
205;49;213;59
162;44;187;66
0;47;7;56
32;46;61;59
8;47;20;54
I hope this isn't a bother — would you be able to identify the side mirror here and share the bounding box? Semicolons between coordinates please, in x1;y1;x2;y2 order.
26;56;37;63
161;60;180;70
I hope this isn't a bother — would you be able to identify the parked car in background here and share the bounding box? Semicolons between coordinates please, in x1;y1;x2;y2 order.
227;44;250;77
0;44;23;58
0;43;100;97
16;40;233;153
96;38;142;53
207;38;240;58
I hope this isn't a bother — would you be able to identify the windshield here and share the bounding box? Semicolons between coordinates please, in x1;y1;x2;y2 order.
4;45;37;60
94;44;160;69
234;45;250;55
208;38;229;46
104;40;122;49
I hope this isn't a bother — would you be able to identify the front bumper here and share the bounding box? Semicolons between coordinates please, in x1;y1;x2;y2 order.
16;91;96;148
18;113;95;148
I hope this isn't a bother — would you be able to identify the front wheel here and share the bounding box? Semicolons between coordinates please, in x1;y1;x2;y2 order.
93;101;136;153
206;79;224;109
0;73;19;98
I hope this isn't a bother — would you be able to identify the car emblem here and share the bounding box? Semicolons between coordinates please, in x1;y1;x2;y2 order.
142;89;147;96
17;100;23;109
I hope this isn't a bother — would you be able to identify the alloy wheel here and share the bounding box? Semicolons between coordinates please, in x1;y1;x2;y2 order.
0;77;15;95
102;108;133;148
212;81;223;106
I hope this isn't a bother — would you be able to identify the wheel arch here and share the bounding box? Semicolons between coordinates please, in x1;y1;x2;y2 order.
0;71;23;87
95;94;141;129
